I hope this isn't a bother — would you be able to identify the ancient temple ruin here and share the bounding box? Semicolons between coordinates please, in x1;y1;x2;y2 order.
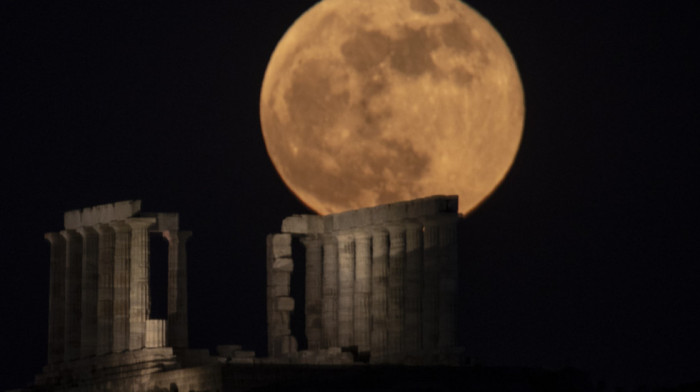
28;197;463;392
266;195;461;364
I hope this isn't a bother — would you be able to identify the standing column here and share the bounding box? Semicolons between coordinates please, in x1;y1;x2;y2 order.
321;234;339;348
78;227;99;358
110;222;130;353
126;218;156;350
404;221;423;353
45;233;66;365
421;219;440;351
353;230;372;353
60;230;82;362
163;230;192;349
370;228;388;360
438;215;458;348
337;232;355;348
266;234;296;357
301;235;323;351
96;224;115;356
386;224;406;357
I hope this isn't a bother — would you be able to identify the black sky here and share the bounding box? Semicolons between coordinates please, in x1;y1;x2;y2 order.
1;0;698;390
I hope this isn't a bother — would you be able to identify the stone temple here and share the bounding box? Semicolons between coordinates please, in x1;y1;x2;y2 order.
23;196;465;392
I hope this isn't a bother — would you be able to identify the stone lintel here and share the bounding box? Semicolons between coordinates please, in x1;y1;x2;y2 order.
64;200;142;229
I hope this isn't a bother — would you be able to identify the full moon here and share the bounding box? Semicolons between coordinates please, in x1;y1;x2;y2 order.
260;0;524;216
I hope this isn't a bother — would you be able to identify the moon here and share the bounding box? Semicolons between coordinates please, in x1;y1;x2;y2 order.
260;0;524;216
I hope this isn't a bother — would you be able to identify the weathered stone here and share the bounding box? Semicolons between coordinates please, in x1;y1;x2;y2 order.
272;257;294;272
276;296;295;312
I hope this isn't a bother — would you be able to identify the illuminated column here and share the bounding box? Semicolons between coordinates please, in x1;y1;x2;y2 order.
337;232;355;348
44;232;66;365
421;219;440;350
96;224;115;356
386;224;406;357
438;215;458;348
266;234;296;357
61;229;82;362
404;221;423;352
126;218;156;350
353;230;372;352
370;227;388;359
78;227;99;358
110;221;130;353
301;235;323;351
163;230;191;349
321;234;339;348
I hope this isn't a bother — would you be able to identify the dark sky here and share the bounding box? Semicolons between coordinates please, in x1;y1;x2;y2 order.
1;0;698;390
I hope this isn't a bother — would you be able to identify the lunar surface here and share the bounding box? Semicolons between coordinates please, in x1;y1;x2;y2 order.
260;0;524;216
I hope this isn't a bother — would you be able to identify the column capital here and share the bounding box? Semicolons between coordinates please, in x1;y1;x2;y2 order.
125;217;157;230
163;230;192;244
352;229;372;242
44;232;65;244
109;220;131;233
76;226;98;237
336;231;355;243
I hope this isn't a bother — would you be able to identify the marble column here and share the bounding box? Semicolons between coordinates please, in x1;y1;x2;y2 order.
45;232;66;365
321;234;338;348
353;230;372;352
438;215;458;348
110;221;131;353
266;233;295;357
78;227;99;358
127;218;156;350
404;221;423;352
96;224;115;356
370;227;388;359
386;224;406;357
337;232;355;348
421;219;440;351
61;229;82;362
301;235;323;351
163;230;191;349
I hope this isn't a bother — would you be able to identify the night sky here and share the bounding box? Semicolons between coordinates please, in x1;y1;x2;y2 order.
1;0;698;390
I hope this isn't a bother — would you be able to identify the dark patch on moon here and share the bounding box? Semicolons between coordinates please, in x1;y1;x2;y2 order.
341;30;391;73
390;27;439;76
452;66;475;86
284;59;349;133
439;21;476;53
410;0;440;15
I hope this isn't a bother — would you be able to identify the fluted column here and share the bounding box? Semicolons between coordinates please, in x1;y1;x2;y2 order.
404;221;423;352
96;225;115;355
337;232;355;348
321;234;338;348
60;229;82;362
421;219;440;350
353;230;372;352
163;230;191;349
438;215;458;348
78;227;99;358
370;227;388;359
126;218;156;350
301;235;323;350
386;224;406;357
45;232;66;365
110;221;131;353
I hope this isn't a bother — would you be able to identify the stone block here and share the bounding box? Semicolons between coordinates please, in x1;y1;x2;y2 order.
216;345;242;357
276;296;295;311
64;209;82;229
156;213;179;231
271;234;292;258
113;200;141;221
282;215;324;234
270;271;291;287
272;257;293;272
96;204;115;224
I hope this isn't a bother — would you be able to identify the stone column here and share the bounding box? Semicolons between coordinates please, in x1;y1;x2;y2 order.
321;234;339;348
421;219;440;351
78;227;99;358
96;224;115;356
301;235;323;351
370;228;388;360
337;232;355;348
438;215;458;348
60;229;82;362
386;224;406;357
126;218;156;350
353;230;372;353
110;221;130;353
163;230;191;349
45;232;66;365
404;221;423;353
266;234;296;357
